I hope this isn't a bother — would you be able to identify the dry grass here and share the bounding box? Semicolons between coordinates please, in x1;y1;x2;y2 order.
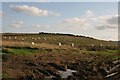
2;41;72;49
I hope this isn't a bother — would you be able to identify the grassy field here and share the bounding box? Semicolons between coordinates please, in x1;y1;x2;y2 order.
1;33;120;80
2;33;118;48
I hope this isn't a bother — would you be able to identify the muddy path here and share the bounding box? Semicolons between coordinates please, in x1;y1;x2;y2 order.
2;51;120;80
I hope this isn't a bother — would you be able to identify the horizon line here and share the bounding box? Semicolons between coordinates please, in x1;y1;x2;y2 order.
1;32;119;42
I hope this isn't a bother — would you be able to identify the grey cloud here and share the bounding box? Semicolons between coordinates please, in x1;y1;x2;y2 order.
95;24;118;30
95;15;118;30
107;16;118;25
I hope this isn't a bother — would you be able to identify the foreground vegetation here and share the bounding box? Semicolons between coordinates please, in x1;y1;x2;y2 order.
2;33;120;80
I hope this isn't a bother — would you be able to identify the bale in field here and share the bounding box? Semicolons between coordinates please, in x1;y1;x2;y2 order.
31;42;35;45
14;37;17;39
44;38;47;40
3;36;6;39
59;43;62;46
8;37;11;40
90;44;94;47
38;37;41;39
21;38;24;41
100;44;103;47
71;43;74;47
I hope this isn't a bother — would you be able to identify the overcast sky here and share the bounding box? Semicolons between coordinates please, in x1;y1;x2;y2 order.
1;2;118;41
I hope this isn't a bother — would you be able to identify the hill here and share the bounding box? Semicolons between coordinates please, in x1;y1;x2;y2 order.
2;32;118;51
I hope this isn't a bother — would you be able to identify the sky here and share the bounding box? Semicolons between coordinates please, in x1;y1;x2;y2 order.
1;2;119;41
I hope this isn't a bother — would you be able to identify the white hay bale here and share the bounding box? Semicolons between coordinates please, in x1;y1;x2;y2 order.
71;43;74;47
9;37;11;40
44;38;47;40
100;44;103;47
31;42;35;45
59;43;62;46
4;36;6;39
91;44;94;47
21;38;24;41
14;37;17;39
38;37;41;39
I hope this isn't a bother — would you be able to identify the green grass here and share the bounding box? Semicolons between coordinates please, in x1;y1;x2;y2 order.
88;50;118;55
2;47;119;55
2;46;119;62
2;47;55;55
3;48;41;55
77;49;120;62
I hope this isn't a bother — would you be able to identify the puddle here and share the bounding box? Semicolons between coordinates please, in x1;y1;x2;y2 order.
58;69;77;78
45;76;54;79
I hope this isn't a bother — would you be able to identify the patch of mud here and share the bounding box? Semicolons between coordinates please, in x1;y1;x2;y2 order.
58;69;77;78
2;53;120;80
